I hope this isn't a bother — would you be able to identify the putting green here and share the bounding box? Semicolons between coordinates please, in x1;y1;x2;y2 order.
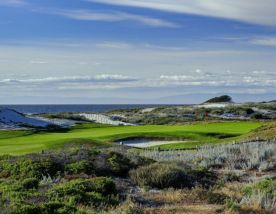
0;121;262;155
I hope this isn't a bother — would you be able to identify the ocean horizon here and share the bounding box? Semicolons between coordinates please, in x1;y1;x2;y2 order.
0;104;180;114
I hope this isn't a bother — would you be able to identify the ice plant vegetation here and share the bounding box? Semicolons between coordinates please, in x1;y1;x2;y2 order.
139;140;276;171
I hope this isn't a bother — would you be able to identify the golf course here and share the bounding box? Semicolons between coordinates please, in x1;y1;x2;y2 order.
0;121;263;155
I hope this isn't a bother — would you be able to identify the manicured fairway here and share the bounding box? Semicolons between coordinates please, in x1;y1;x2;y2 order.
0;122;262;155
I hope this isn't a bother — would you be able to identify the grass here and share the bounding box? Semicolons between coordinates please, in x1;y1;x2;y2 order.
152;142;202;150
0;121;263;155
243;122;276;140
0;130;33;139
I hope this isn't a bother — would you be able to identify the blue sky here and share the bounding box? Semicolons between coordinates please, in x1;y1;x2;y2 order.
0;0;276;104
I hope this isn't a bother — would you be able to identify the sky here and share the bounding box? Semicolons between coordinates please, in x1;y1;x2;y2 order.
0;0;276;104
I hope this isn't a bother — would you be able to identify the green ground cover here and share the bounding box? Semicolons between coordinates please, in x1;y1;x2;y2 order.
0;121;262;155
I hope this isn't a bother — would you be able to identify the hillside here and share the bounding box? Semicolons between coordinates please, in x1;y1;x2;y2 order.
0;140;275;213
204;95;233;103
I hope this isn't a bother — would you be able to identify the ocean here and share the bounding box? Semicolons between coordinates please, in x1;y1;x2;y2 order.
0;104;169;114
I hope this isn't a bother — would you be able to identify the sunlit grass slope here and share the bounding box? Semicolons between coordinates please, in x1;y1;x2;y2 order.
0;122;262;155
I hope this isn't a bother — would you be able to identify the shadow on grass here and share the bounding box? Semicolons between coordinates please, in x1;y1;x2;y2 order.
33;127;71;134
44;138;112;151
201;132;240;139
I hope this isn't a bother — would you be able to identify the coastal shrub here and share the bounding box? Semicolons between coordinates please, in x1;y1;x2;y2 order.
243;179;276;196
0;157;63;179
0;181;22;202
222;172;240;183
0;160;14;178
65;160;94;175
48;177;118;207
238;179;276;212
140;140;276;171
225;198;240;213
9;204;41;214
40;112;88;122
246;108;254;115
8;202;78;214
251;113;264;119
129;155;155;167
192;167;218;188
107;152;133;176
0;180;84;213
21;178;39;190
189;187;228;205
205;192;228;204
239;190;276;211
107;197;144;214
129;163;194;189
130;163;217;189
41;201;77;214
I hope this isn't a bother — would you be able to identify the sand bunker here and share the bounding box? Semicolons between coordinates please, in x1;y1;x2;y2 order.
117;138;185;148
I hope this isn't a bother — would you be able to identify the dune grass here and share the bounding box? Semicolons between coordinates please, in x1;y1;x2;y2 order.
0;121;263;155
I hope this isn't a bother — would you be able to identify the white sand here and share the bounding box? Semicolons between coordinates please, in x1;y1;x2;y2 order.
141;108;156;113
31;116;77;128
197;103;230;108
79;113;134;126
118;139;186;148
0;108;51;129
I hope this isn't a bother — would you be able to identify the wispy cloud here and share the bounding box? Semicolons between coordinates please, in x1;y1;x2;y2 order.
47;9;179;28
158;69;276;87
29;60;49;64
250;37;276;46
88;0;276;26
1;42;276;102
96;42;132;49
0;0;26;6
0;74;138;84
94;74;137;81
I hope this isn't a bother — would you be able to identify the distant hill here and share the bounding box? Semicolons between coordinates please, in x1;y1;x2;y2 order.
204;95;233;103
